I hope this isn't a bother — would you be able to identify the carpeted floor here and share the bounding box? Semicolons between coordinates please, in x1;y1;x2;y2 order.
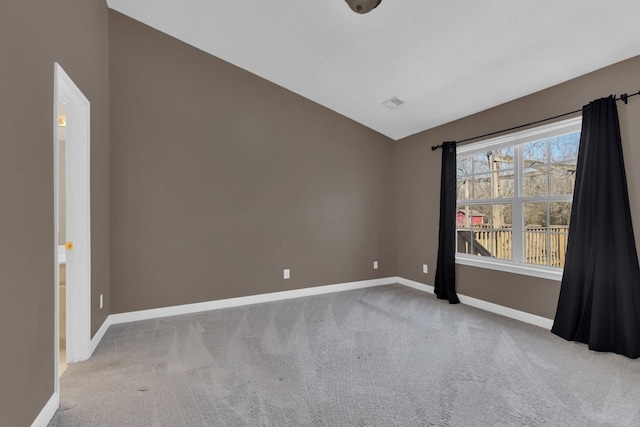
49;284;640;426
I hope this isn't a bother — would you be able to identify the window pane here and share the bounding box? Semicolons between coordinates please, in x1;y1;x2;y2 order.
459;225;513;260
457;229;473;255
524;202;549;266
496;170;514;198
550;168;576;195
489;203;511;228
465;226;513;260
472;154;491;173
491;203;513;261
523;139;549;164
472;174;492;199
457;157;472;178
523;166;549;197
457;179;470;200
550;132;579;163
473;226;492;256
493;228;513;260
493;146;514;170
524;202;548;228
524;232;548;265
523;139;549;197
456;206;474;228
470;204;491;226
456;203;512;260
550;202;571;228
549;233;569;268
456;205;475;255
549;132;578;196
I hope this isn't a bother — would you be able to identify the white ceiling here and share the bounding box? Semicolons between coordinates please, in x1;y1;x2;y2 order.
106;0;640;140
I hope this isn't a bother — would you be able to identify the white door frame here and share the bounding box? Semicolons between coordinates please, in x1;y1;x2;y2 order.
53;63;92;395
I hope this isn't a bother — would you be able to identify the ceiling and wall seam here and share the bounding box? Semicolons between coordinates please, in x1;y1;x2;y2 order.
105;1;640;140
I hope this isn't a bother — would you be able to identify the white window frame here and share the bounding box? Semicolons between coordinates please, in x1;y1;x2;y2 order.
455;116;582;281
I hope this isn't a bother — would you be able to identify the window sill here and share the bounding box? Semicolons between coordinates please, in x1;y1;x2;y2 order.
455;255;563;281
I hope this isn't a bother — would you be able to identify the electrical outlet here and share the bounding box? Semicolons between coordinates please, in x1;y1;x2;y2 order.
423;264;428;274
373;261;378;270
283;269;290;279
100;294;104;309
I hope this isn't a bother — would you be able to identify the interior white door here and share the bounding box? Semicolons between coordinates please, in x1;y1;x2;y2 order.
54;63;92;373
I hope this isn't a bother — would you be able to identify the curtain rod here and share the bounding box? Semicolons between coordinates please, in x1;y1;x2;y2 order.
431;90;640;151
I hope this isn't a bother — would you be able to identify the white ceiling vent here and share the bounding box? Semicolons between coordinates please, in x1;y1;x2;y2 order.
382;97;405;109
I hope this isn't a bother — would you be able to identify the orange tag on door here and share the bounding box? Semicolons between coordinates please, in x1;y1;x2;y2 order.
66;242;73;250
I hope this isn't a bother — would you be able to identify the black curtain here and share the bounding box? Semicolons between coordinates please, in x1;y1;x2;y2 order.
434;141;460;304
552;96;640;359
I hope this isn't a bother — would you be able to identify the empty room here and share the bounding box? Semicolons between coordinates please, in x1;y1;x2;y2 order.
3;1;640;426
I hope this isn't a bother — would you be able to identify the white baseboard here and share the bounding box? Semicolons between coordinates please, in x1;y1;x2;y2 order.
394;276;435;293
90;314;112;355
31;392;58;427
109;277;395;325
103;275;553;334
459;292;554;330
394;276;554;330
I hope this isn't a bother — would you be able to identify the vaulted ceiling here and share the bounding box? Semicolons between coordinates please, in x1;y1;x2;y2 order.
106;1;640;140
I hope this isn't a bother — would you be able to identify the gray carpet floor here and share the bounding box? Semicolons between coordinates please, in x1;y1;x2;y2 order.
49;284;640;426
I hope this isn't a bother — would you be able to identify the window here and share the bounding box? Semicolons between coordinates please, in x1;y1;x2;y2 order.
455;117;581;280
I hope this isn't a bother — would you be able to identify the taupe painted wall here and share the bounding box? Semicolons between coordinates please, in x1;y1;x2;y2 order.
109;12;396;313
0;1;110;425
396;55;640;319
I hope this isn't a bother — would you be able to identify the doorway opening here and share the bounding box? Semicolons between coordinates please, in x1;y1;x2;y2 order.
58;100;68;377
53;63;92;399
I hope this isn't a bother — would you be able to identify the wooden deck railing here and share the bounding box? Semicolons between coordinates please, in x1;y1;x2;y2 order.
457;225;569;267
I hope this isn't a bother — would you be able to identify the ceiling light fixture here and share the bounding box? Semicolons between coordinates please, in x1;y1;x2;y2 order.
345;0;381;14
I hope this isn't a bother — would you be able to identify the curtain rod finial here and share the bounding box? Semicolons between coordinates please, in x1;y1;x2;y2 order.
432;141;457;151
